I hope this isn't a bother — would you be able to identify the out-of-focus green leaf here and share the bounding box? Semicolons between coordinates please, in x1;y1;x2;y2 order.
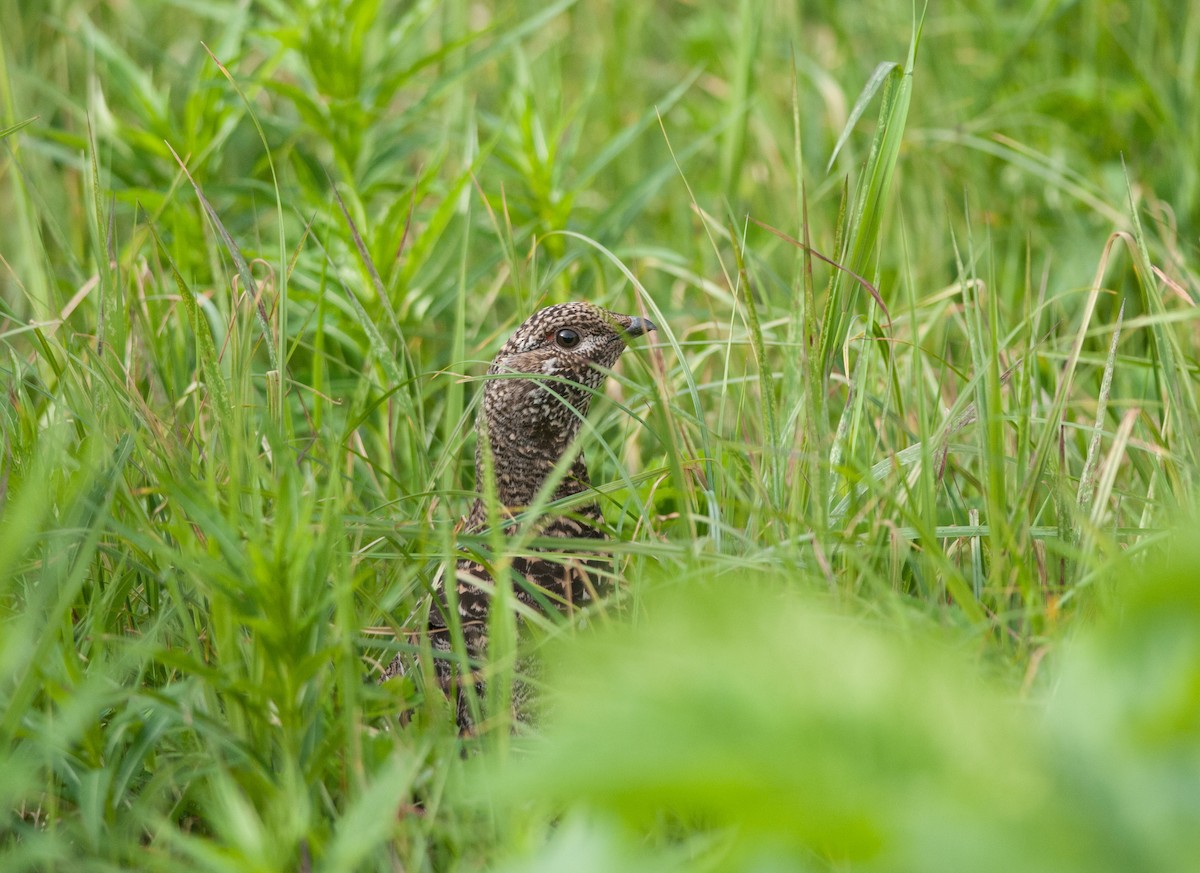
505;547;1200;872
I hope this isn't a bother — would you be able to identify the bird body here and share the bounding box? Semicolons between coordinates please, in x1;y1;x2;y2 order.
385;302;654;730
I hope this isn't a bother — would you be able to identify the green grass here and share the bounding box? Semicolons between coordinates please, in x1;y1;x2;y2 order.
2;0;1199;870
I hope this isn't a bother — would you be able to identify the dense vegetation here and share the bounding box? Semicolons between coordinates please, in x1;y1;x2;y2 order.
2;1;1198;870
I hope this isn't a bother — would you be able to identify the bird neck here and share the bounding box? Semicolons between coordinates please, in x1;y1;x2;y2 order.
473;417;591;511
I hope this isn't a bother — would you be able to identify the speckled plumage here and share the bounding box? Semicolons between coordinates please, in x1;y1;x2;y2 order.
384;302;655;730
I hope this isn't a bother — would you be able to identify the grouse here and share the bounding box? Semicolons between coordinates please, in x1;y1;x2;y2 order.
384;302;656;731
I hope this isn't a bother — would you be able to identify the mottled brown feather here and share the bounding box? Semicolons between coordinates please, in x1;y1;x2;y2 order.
383;302;654;731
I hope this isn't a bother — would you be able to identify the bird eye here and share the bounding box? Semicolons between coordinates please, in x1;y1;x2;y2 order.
554;328;581;349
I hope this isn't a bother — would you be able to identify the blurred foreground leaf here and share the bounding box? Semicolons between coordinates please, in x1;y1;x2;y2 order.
499;546;1200;872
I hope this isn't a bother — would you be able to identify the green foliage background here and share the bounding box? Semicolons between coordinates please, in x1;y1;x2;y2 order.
2;0;1199;870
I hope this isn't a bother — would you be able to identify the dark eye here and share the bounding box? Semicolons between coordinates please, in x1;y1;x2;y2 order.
554;328;581;349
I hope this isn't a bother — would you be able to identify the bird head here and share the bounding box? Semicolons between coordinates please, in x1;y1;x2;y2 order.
480;302;655;460
490;301;654;377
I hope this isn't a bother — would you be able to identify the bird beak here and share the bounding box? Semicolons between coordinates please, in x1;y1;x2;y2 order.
624;315;657;338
